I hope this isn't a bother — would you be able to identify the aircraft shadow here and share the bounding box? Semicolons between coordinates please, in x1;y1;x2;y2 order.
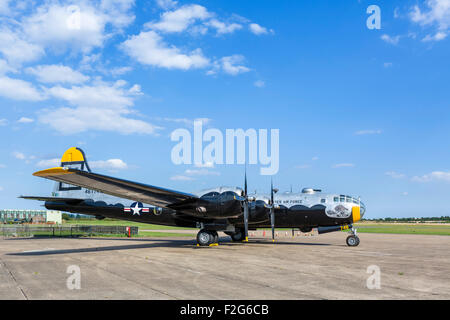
6;236;331;256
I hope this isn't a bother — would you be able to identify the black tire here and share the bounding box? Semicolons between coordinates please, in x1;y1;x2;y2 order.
211;231;219;243
230;230;245;242
346;235;359;247
197;230;213;246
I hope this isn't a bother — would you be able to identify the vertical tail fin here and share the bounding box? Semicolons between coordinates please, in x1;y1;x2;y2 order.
52;147;90;196
60;147;91;172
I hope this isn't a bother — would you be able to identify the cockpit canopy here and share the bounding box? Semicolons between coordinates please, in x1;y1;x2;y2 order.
333;195;366;216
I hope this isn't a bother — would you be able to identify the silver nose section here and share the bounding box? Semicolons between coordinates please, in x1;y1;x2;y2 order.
360;201;366;218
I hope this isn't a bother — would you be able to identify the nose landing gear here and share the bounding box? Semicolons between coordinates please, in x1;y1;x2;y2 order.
346;227;360;247
196;229;219;247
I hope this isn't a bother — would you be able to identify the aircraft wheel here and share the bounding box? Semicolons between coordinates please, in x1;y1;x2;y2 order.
230;230;245;242
346;235;360;247
197;229;214;246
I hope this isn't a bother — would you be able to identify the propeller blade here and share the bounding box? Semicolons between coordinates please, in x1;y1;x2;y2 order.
270;179;275;242
244;169;248;197
243;168;249;242
244;200;249;242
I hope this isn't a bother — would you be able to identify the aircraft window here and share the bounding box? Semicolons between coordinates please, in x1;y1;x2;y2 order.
339;196;345;202
352;198;359;204
321;199;326;203
223;191;237;197
333;197;339;202
202;192;220;197
346;196;352;203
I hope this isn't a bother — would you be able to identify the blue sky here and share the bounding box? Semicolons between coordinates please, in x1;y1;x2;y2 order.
1;0;450;218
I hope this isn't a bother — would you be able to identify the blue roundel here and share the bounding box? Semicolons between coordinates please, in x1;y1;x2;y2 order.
131;202;143;208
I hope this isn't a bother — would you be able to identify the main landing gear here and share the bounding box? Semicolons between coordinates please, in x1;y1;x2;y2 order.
346;227;360;247
196;229;219;247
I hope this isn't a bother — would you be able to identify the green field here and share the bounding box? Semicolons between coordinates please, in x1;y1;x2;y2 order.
4;219;450;237
353;223;450;236
64;220;450;236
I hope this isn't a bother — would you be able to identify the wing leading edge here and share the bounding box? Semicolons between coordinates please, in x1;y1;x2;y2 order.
32;167;198;208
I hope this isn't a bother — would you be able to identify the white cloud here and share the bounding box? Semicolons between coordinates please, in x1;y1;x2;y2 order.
385;171;406;179
384;62;393;68
161;117;212;127
21;1;135;54
12;151;26;160
121;30;210;70
249;23;272;35
46;82;134;109
410;0;450;29
184;169;220;176
36;158;60;168
412;171;450;182
109;66;133;76
39;81;160;135
0;76;45;101
206;19;242;35
90;159;128;170
410;0;450;41
0;59;16;75
170;166;220;181
0;119;7;126
195;161;214;168
381;34;401;45
422;31;447;41
17;117;34;123
332;163;355;168
0;0;11;15
254;80;265;88
147;4;211;33
0;28;45;65
0;186;3;191
156;0;178;10
355;129;382;135
170;175;194;181
220;55;250;75
26;65;90;84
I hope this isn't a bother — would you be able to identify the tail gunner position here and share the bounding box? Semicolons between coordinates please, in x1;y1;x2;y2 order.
22;147;365;247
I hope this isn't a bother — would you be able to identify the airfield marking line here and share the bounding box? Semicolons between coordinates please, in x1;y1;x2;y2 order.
65;254;179;299
22;248;56;253
0;258;28;300
104;242;321;299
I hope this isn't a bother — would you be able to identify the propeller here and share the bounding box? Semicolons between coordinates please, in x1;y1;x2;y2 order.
243;170;249;242
269;179;276;242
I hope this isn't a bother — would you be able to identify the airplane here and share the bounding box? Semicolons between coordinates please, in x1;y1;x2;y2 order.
21;147;365;247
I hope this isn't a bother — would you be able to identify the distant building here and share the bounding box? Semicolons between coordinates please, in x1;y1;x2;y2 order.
0;209;62;224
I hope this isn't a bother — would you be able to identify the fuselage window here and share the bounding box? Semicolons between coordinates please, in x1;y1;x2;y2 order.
346;196;352;203
333;197;339;202
340;196;345;202
321;198;326;203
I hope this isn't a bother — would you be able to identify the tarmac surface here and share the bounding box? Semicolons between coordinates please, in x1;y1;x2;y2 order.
0;232;449;300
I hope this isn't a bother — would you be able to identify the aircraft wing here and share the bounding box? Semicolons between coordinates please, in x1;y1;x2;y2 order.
32;167;198;208
20;196;85;204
